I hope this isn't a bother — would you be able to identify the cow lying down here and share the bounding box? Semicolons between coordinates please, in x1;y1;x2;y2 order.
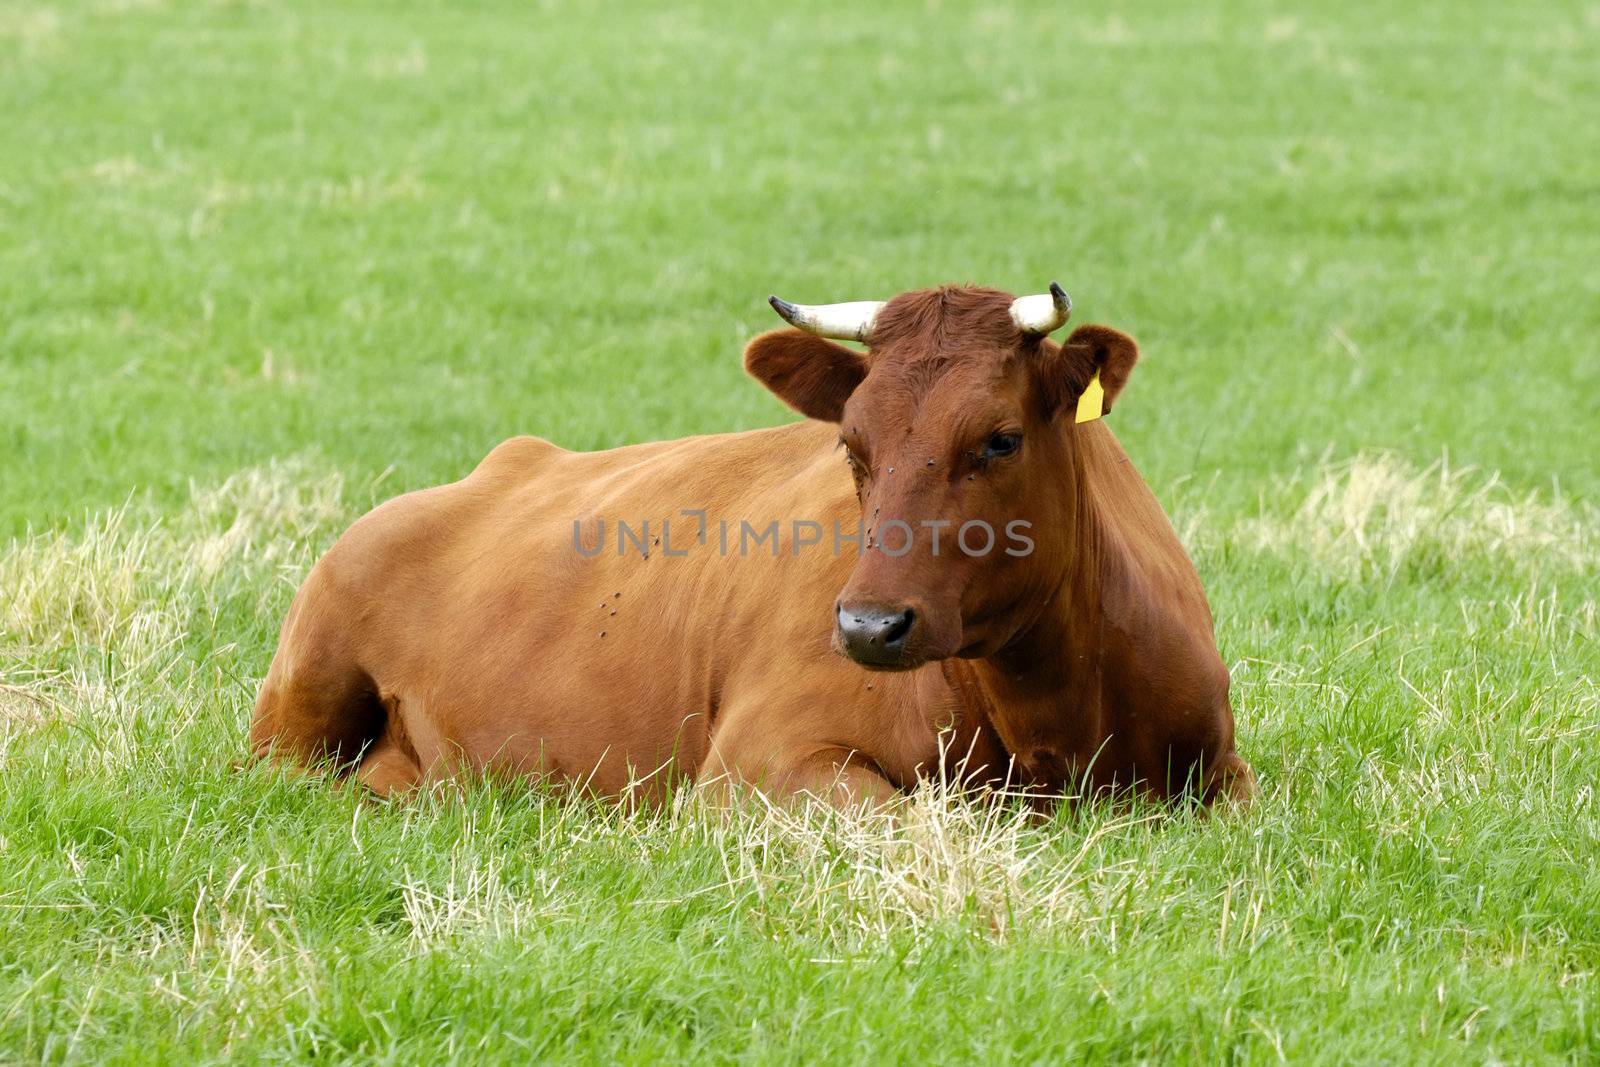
251;284;1253;808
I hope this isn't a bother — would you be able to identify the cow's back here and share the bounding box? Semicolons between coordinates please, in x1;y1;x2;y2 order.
256;420;905;796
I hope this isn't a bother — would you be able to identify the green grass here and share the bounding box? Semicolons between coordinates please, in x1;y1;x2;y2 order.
1;0;1597;1062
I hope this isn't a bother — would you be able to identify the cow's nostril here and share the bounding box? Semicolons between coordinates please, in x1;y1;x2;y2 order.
836;602;920;667
881;609;914;648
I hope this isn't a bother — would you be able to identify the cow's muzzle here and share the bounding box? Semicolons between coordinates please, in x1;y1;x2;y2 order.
835;601;920;669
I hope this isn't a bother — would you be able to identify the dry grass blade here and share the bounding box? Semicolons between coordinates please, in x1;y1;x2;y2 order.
1236;453;1598;578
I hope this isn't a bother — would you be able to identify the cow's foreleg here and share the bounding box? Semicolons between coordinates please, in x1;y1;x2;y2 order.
774;747;900;809
700;740;898;810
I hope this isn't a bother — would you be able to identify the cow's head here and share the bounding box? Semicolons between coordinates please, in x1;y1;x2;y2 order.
745;284;1137;670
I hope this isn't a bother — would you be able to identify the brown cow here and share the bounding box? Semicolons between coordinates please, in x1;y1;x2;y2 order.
250;284;1253;807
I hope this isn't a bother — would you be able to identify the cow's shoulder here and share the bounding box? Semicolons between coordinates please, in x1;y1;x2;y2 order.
1079;423;1229;694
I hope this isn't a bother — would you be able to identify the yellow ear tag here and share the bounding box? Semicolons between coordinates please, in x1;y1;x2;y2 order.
1074;370;1105;424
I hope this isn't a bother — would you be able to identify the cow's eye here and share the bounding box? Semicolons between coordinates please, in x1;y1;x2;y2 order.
982;432;1023;459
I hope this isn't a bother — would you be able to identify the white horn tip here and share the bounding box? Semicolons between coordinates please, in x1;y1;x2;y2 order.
768;295;800;325
1049;281;1072;317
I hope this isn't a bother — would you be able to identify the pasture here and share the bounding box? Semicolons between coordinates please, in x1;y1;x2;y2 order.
1;0;1597;1061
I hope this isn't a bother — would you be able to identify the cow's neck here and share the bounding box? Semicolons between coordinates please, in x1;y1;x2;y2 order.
952;435;1113;790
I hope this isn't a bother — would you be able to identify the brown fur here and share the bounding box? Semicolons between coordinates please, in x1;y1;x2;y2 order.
250;285;1252;807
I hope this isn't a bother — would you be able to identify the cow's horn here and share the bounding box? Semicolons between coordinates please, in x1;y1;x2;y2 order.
1009;282;1073;335
768;296;885;343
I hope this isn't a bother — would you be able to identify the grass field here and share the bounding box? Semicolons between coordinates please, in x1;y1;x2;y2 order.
3;0;1599;1062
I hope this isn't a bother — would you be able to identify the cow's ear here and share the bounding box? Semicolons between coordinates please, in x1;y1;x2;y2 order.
744;329;868;423
1038;325;1138;418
